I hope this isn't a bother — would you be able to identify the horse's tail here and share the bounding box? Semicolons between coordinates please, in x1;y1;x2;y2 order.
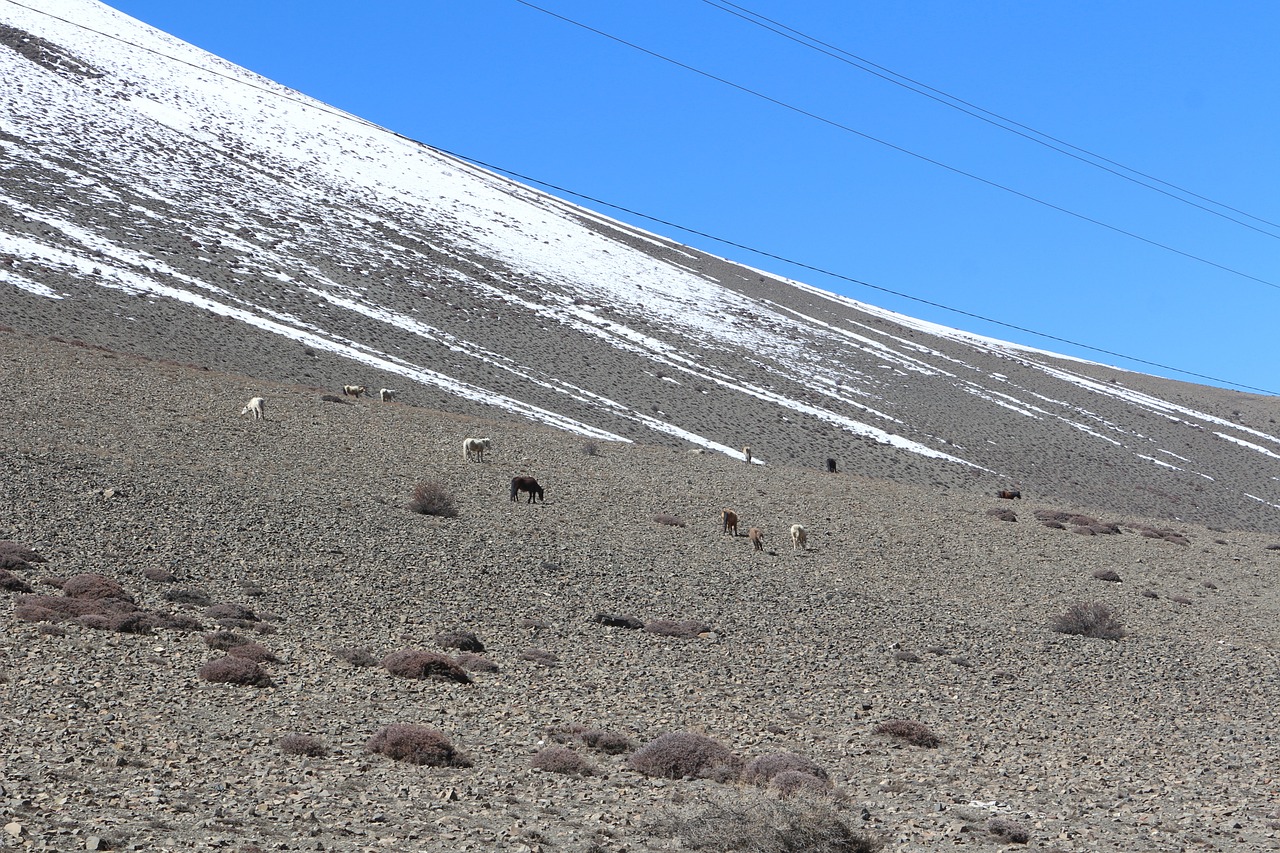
510;479;518;501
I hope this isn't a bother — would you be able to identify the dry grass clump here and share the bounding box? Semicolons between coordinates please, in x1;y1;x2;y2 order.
335;646;378;667
0;540;46;569
164;588;211;606
1133;524;1190;546
198;655;273;688
1052;601;1126;640
645;619;713;639
279;734;329;758
108;612;159;634
1141;590;1159;599
1170;595;1193;606
654;514;687;527
435;630;485;652
629;732;741;781
0;568;33;593
987;816;1030;844
204;603;259;622
873;719;941;748
581;728;635;754
228;642;279;663
381;649;472;684
407;481;459;518
651;790;881;853
204;631;251;651
62;573;133;602
140;567;175;582
365;724;472;767
1092;569;1122;582
985;508;1017;522
743;751;830;786
591;613;644;629
455;652;500;673
530;745;593;775
893;650;921;663
772;770;835;797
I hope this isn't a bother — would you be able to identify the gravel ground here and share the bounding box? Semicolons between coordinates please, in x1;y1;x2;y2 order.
2;332;1280;852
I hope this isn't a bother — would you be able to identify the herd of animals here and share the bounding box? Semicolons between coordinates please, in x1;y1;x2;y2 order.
239;387;1021;552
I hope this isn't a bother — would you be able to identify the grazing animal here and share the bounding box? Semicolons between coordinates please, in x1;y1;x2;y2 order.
463;437;492;462
239;397;265;420
748;527;765;552
743;446;753;464
825;458;837;473
378;388;398;402
342;385;366;398
510;476;544;503
721;509;739;536
687;448;706;455
997;489;1022;500
790;524;808;551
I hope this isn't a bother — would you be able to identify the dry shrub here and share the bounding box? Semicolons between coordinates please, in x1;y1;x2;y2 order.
592;613;643;630
1041;520;1066;530
1092;569;1122;582
365;724;471;767
985;508;1017;522
531;745;593;775
521;616;551;630
1170;595;1193;606
62;573;133;602
37;623;66;637
546;723;588;744
0;569;33;593
629;732;740;781
1133;524;1190;546
407;481;458;518
455;652;499;673
335;646;378;667
0;540;45;569
645;619;712;639
204;631;251;651
156;612;205;632
279;734;328;758
772;770;834;797
651;790;881;853
743;752;829;786
1141;590;1159;599
435;630;484;653
1052;601;1126;640
109;612;159;634
77;614;110;630
320;394;346;404
40;576;66;589
198;656;273;688
654;514;687;528
1033;510;1072;523
381;649;472;684
873;719;941;748
987;816;1030;844
1202;580;1218;589
893;650;921;663
581;728;634;755
582;441;600;456
140;567;175;582
228;643;279;663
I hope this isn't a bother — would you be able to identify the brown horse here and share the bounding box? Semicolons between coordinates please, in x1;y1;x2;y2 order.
748;527;765;552
721;509;738;536
997;489;1022;500
510;476;544;503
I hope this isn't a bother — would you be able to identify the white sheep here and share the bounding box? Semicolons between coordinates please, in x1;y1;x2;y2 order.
240;397;265;420
342;385;366;398
379;388;398;402
790;524;808;551
463;437;492;462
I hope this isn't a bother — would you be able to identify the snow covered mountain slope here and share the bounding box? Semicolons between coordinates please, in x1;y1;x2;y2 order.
2;0;1278;531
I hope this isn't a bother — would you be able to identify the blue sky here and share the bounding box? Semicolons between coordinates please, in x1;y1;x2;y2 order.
104;1;1279;394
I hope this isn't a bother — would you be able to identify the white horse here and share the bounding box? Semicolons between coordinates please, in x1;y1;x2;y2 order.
463;437;491;462
240;397;265;420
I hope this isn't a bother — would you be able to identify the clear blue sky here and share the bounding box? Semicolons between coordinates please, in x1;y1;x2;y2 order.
103;0;1280;394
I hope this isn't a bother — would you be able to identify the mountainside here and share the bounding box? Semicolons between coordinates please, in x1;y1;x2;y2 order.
2;0;1279;535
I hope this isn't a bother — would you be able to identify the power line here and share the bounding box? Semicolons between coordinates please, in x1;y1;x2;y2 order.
698;0;1280;238
509;0;1280;292
2;0;1275;395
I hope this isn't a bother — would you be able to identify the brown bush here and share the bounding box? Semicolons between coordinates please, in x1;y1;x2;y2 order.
109;612;159;634
0;541;45;568
407;481;458;518
204;631;251;651
228;643;279;663
455;652;499;673
204;603;259;622
581;728;634;755
77;614;111;631
591;613;644;629
381;649;472;684
743;751;829;786
165;589;211;606
1170;595;1193;605
365;724;471;767
654;514;687;527
279;734;329;758
645;619;712;639
893;650;921;663
650;790;881;853
334;646;378;667
1052;601;1126;640
62;573;133;603
1140;590;1159;599
198;656;273;688
140;567;175;583
155;612;205;631
772;770;834;797
435;630;484;653
873;719;941;748
629;732;740;781
520;647;559;667
530;745;593;775
986;508;1017;522
0;569;33;593
987;816;1030;844
1092;569;1122;582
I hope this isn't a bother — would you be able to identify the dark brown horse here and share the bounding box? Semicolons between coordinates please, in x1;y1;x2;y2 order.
997;489;1022;500
510;476;544;504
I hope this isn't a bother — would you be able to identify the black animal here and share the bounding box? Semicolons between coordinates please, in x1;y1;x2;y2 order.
510;476;544;504
997;489;1022;500
825;458;837;473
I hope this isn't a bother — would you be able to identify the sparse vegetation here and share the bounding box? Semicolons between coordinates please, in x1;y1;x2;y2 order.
0;569;33;592
435;630;484;652
279;734;328;758
873;719;941;748
654;514;686;527
987;816;1030;844
1170;595;1193;605
1092;569;1122;582
335;646;378;667
228;642;279;663
629;732;740;781
986;508;1017;522
407;481;458;518
62;572;132;602
592;613;644;629
520;647;559;666
204;603;258;622
743;751;829;786
381;649;472;683
203;631;250;651
455;652;499;673
645;619;712;639
531;745;593;775
1052;601;1126;640
365;724;471;767
198;655;273;688
165;588;211;606
650;790;881;852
